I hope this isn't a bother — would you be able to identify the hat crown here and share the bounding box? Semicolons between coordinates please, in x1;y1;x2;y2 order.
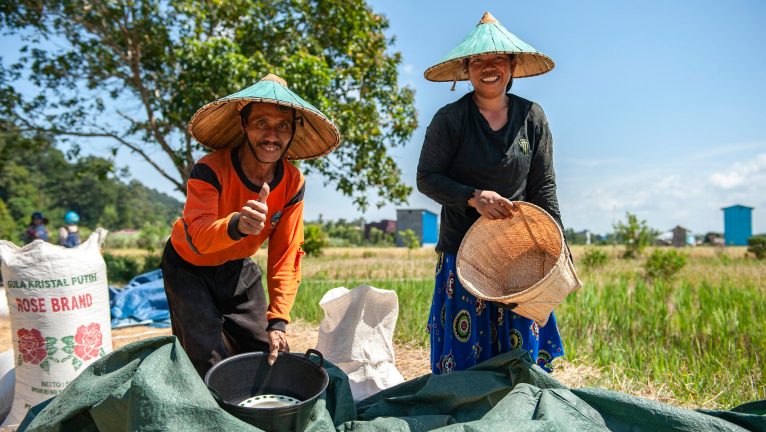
479;11;497;24
261;73;288;87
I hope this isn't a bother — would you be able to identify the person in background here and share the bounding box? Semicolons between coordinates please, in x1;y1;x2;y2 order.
58;211;81;248
162;73;340;377
418;12;567;374
24;212;49;243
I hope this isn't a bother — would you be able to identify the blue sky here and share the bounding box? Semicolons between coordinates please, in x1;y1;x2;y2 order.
3;1;765;234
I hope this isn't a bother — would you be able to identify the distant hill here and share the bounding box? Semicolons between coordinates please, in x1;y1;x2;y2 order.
0;126;183;240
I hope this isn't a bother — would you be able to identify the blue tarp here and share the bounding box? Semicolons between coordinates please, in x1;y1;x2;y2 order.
109;269;171;328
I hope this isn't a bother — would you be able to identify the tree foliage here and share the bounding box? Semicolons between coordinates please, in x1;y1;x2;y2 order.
613;212;653;259
0;126;182;240
748;236;766;260
398;228;419;257
303;223;328;257
0;0;417;211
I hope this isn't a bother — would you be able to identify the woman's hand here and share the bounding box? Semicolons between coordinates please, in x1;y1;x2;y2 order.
468;190;517;220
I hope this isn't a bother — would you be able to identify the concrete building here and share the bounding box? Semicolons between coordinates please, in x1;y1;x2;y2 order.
396;209;438;246
722;205;753;246
364;219;397;240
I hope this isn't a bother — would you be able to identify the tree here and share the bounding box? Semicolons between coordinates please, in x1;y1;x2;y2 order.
303;224;328;257
0;124;182;230
398;228;419;258
0;0;417;211
613;212;652;259
0;198;18;242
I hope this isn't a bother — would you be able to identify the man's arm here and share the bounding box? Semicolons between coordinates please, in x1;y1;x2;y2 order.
183;163;244;254
265;184;305;331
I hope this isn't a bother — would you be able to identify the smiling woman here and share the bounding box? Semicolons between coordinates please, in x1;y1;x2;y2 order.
417;11;568;375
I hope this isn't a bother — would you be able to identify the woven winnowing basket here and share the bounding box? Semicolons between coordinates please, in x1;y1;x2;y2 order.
456;202;582;326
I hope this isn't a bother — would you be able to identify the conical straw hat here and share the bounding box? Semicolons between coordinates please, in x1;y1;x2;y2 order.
188;73;340;159
424;12;555;83
455;202;582;326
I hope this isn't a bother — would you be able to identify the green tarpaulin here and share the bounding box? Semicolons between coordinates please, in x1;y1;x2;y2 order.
17;337;766;431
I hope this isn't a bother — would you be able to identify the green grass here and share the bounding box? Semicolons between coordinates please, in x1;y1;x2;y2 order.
291;278;433;347
558;275;765;408
280;245;765;409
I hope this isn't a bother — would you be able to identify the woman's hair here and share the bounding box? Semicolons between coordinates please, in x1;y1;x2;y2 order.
463;54;516;92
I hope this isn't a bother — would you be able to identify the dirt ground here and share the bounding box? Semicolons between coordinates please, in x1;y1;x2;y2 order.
0;317;595;387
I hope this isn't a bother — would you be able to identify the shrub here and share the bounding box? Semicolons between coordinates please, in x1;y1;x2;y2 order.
142;254;162;273
581;248;608;270
303;224;328;257
614;212;653;259
137;222;169;254
747;236;766;260
644;249;687;280
103;252;141;285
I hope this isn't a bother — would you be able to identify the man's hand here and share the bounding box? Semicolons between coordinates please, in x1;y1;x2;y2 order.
237;182;270;235
267;329;289;366
468;189;518;220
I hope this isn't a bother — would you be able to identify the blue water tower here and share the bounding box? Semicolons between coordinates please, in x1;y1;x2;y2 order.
722;205;753;246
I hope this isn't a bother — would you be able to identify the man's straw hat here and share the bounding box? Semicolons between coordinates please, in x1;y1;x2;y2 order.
424;12;555;83
456;202;582;326
188;73;340;159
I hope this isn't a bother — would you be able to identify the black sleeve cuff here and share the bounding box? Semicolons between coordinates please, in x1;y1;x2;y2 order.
266;319;287;332
227;213;247;240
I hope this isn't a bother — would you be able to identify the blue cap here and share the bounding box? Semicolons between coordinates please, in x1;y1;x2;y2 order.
64;211;80;225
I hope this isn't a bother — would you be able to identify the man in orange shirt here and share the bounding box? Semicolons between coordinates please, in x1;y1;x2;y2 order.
161;74;340;376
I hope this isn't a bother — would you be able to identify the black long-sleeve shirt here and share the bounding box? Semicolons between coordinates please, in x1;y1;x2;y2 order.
417;92;564;253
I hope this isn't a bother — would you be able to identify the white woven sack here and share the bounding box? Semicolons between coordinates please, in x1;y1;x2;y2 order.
315;285;404;401
0;229;112;427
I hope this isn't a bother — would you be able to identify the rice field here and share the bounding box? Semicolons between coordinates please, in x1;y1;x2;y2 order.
252;245;766;409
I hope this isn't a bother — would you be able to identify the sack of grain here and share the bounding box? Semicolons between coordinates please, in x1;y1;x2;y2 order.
0;229;112;426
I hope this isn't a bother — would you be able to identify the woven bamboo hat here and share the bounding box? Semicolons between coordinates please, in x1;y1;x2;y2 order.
188;73;340;159
456;202;582;326
424;12;555;83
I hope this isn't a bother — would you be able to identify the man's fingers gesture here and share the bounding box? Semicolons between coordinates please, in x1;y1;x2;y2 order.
237;182;270;235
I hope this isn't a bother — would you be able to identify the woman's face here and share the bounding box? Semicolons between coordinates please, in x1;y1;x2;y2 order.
467;54;515;98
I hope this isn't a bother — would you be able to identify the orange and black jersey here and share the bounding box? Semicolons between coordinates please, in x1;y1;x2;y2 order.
170;146;305;324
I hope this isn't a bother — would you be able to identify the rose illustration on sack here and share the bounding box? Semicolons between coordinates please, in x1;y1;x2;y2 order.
74;323;103;361
17;328;47;365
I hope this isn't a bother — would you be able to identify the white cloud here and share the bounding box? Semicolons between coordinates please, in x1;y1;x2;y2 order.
401;64;414;75
709;153;766;190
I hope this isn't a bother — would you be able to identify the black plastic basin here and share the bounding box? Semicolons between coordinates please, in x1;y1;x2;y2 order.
204;349;329;432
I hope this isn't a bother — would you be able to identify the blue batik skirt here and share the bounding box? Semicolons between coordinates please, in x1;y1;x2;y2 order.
427;253;564;374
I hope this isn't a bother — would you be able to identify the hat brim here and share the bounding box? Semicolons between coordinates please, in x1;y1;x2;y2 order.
424;51;555;82
189;96;340;159
424;13;555;82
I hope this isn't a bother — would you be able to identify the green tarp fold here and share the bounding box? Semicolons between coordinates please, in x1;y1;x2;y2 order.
17;337;765;431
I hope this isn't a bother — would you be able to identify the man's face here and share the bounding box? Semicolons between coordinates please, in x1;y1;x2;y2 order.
467;54;515;97
32;217;43;226
242;103;294;163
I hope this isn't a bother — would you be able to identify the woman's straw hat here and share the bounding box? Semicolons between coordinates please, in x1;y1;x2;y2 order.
456;202;582;326
188;73;340;159
424;12;555;83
